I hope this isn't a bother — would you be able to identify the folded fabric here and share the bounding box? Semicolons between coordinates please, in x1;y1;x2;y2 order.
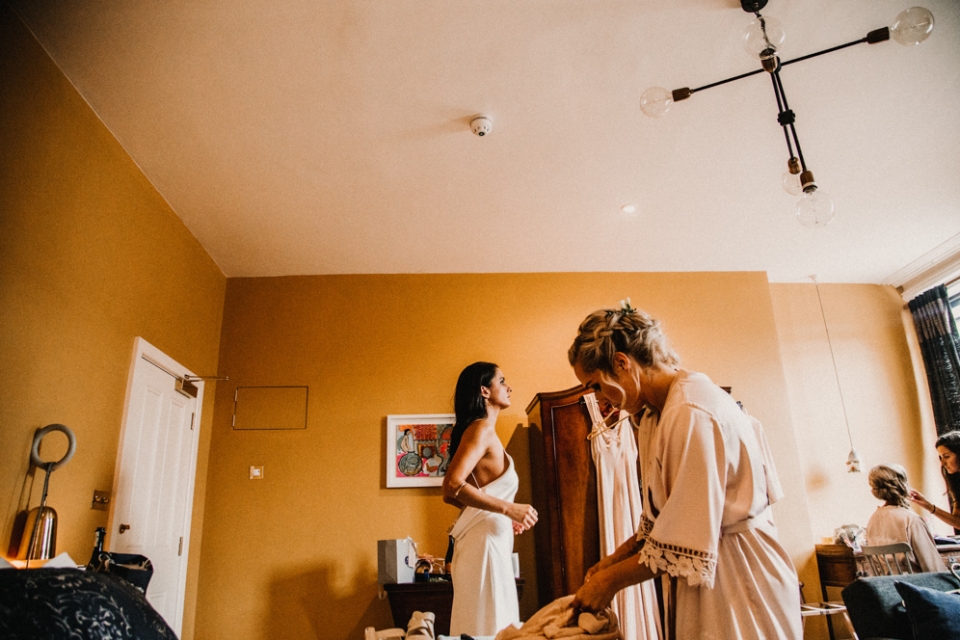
495;595;621;640
407;610;436;639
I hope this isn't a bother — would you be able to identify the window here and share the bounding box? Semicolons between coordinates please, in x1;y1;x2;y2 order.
950;280;960;327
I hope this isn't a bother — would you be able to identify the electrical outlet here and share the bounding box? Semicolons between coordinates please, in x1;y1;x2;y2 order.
249;466;264;480
91;490;111;511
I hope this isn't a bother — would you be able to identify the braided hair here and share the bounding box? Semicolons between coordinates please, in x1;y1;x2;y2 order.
567;304;679;375
868;464;910;508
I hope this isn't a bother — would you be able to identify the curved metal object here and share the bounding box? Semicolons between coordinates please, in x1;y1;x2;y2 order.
30;423;76;471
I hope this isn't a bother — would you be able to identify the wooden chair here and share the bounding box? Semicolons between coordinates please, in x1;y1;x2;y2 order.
860;543;916;576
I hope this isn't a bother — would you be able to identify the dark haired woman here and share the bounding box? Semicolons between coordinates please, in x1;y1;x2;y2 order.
441;362;538;637
909;430;960;530
567;304;801;639
865;463;942;572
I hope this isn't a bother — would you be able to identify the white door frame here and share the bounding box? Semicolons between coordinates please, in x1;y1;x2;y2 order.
108;336;205;635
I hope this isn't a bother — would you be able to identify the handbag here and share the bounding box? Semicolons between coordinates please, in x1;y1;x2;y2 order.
86;552;154;593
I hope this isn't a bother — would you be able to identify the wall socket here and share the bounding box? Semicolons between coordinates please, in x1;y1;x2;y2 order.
91;490;111;511
249;466;264;480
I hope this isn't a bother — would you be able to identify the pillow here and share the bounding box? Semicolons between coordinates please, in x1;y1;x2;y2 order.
894;580;960;640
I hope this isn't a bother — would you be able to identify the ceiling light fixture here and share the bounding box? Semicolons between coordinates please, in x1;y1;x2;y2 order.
640;3;934;228
812;276;861;473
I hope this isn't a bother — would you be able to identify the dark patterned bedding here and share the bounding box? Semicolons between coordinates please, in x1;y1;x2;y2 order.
0;568;177;640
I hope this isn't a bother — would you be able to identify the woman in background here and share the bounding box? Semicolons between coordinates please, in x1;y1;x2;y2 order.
909;430;960;530
441;362;538;637
568;303;801;640
865;463;942;572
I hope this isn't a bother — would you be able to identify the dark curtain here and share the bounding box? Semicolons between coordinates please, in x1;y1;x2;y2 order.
909;284;960;435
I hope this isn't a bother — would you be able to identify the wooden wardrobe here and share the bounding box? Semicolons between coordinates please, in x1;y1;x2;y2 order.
525;386;601;608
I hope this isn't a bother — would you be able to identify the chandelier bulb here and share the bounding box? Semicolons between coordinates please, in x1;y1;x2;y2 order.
891;7;935;46
796;186;835;228
743;14;785;61
640;87;673;118
782;171;802;196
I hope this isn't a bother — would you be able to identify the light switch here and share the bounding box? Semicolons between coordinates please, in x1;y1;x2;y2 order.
91;490;111;511
249;465;264;480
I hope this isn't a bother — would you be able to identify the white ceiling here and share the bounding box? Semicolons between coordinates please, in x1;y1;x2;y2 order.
11;0;960;282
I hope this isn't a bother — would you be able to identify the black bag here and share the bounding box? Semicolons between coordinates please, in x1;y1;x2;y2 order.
86;552;154;594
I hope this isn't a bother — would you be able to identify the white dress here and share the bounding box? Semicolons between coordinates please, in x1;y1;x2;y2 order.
585;396;661;640
866;505;944;573
634;370;802;640
449;452;520;637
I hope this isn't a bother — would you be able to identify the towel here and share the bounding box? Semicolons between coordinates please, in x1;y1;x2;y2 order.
494;595;621;640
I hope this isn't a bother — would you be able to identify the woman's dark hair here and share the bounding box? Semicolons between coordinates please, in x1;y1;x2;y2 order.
937;430;960;512
448;362;499;462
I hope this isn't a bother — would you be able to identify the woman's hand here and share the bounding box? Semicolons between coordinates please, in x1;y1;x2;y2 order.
909;489;933;512
572;570;616;613
505;502;538;530
583;557;612;583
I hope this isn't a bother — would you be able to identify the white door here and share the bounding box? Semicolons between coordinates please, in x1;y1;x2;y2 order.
109;337;204;637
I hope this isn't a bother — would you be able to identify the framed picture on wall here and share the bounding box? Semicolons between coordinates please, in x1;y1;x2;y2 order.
386;414;455;488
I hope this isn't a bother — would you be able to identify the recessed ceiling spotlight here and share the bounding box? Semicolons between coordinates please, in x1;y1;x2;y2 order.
620;203;639;215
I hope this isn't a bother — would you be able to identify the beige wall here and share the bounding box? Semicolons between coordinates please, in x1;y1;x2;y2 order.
0;7;226;638
195;272;817;639
771;283;939;538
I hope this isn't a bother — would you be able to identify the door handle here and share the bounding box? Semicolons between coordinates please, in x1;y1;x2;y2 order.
119;523;131;534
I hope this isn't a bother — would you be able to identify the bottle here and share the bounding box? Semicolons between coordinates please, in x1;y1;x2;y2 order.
87;526;106;569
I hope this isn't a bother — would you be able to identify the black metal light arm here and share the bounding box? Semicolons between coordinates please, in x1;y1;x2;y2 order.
669;27;890;103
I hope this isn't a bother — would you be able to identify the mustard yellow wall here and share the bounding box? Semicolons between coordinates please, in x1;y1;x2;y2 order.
2;8;936;640
0;7;226;638
196;272;816;640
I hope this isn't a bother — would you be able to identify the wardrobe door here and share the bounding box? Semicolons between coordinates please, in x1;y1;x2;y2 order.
527;387;600;606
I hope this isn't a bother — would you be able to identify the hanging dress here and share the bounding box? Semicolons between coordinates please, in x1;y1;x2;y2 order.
585;394;661;640
449;452;521;637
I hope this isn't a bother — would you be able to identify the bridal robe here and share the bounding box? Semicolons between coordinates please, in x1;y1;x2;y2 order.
634;370;802;640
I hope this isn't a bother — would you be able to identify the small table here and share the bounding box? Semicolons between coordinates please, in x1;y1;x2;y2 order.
382;578;524;636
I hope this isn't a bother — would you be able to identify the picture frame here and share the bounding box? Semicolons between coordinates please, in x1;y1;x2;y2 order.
386;413;456;488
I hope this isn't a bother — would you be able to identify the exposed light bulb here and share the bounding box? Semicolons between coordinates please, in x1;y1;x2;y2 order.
743;14;785;61
620;203;638;215
891;7;935;46
847;449;862;473
782;171;802;196
640;87;673;118
796;188;835;228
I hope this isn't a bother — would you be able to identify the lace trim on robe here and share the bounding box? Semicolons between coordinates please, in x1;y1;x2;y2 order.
636;514;717;588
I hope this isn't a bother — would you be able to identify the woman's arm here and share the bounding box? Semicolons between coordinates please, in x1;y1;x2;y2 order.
441;422;538;530
909;489;960;529
583;535;642;582
441;423;487;508
572;553;656;613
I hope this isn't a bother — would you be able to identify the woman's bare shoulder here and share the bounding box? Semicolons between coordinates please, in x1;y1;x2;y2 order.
461;417;500;448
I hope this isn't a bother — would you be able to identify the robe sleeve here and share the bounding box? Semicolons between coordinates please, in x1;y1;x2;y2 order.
747;414;784;504
637;403;724;588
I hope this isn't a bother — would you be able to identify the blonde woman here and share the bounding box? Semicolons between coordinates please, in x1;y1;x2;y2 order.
867;463;943;572
568;302;801;640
